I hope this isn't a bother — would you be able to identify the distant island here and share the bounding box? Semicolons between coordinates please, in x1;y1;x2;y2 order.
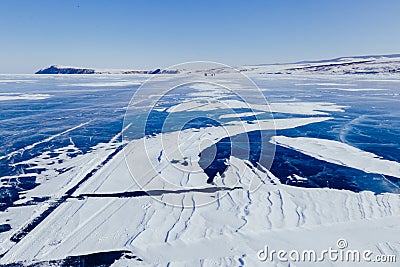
36;54;400;75
35;65;179;74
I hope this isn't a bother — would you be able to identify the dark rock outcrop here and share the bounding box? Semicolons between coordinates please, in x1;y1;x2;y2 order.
35;65;179;74
35;65;95;74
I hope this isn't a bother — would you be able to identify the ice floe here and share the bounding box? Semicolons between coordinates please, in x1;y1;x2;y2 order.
271;136;400;179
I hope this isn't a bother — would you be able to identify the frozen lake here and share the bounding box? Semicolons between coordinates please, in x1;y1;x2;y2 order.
0;73;399;265
1;74;399;202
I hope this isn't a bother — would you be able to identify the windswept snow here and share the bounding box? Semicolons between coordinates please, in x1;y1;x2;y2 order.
219;111;264;119
295;83;357;86
0;133;126;256
58;81;141;87
271;136;400;179
0;79;36;83
316;87;386;91
167;99;346;115
0;93;51;101
2;153;400;265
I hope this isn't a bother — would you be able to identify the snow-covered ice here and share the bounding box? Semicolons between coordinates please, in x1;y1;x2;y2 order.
167;99;346;115
271;136;400;179
0;68;399;266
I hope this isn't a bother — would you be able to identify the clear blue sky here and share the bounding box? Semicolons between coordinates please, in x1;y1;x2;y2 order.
1;0;399;73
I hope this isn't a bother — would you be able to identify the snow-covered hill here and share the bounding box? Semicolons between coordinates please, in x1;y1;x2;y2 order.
241;54;400;75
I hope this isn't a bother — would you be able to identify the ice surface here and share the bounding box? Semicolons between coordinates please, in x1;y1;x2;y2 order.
167;99;346;115
58;81;141;87
0;72;399;266
271;136;400;179
0;121;90;161
1;117;400;266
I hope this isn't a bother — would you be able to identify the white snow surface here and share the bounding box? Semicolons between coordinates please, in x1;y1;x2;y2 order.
0;93;51;101
167;99;346;115
219;111;264;119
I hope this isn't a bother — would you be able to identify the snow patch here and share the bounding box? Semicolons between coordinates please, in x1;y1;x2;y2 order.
0;93;51;101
